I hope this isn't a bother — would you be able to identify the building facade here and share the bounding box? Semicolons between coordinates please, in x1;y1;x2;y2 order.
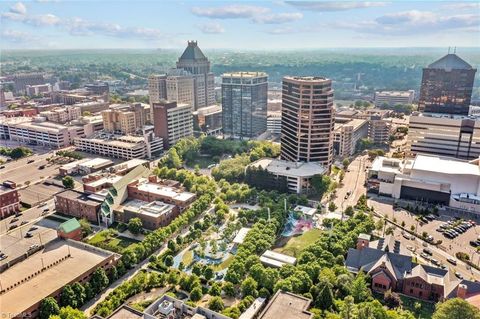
152;101;193;148
166;73;195;108
281;76;334;168
374;90;415;107
333;118;369;157
408;114;480;160
419;53;477;115
222;72;268;139
148;74;167;105
193;104;222;136
0;181;20;219
55;190;102;222
176;41;215;109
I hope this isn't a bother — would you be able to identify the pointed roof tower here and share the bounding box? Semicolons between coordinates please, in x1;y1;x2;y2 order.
428;53;473;71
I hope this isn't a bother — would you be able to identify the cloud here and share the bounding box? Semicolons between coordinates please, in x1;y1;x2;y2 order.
191;5;268;19
252;12;303;24
10;2;27;15
285;1;388;11
0;3;167;41
197;22;225;34
335;10;479;35
1;29;33;42
441;2;480;10
191;4;302;24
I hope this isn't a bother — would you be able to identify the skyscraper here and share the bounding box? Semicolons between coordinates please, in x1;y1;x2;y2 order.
152;101;193;148
221;72;268;139
148;74;167;104
176;41;215;109
419;53;477;115
281;76;334;168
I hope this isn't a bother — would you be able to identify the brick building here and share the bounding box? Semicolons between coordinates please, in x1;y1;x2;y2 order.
0;181;20;219
55;190;102;223
57;218;83;241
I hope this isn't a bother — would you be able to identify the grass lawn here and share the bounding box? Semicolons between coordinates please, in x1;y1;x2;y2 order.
185;155;217;169
274;228;322;257
182;250;194;266
87;230;139;253
213;254;234;271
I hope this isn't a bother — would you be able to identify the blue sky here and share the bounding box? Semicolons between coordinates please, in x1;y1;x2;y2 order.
0;1;479;50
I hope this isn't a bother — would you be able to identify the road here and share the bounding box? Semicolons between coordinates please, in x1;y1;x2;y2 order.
0;152;61;186
333;154;368;210
0;198;56;235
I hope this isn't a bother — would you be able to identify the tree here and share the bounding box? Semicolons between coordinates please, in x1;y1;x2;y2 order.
204;266;215;280
384;289;401;309
241;277;258;298
350;272;370;303
223;281;236;297
208;296;225;312
328;202;337;212
209;282;222;296
79;218;92;236
166;148;182;168
342;158;350;168
314;278;334;310
190;286;203;302
60;284;77;307
432;298;480;319
344;206;354;217
128;217;143;235
90;268;109;293
62;176;75;189
39;297;60;319
51;306;87;319
164;255;174;267
71;282;86;307
311;175;331;197
340;296;356;319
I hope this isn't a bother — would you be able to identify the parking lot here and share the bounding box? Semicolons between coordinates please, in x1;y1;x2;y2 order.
369;198;480;281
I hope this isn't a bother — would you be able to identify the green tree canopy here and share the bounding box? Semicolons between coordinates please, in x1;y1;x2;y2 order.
432;298;480;319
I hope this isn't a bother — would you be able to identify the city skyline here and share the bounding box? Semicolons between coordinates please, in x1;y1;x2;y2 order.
1;0;479;50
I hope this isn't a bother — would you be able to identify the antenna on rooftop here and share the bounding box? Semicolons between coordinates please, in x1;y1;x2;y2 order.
448;47;451;54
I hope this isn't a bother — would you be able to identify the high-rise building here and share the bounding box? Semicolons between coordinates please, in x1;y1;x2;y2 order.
176;41;215;109
221;72;268;139
419;53;477;115
102;104;147;135
153;101;193;148
148;74;167;104
280;76;334;168
166;72;195;107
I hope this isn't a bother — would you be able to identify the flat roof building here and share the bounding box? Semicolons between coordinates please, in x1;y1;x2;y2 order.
260;250;297;268
0;239;118;318
59;158;114;176
333;118;369;157
374;90;415;107
152;101;193;149
55;189;103;222
116;199;178;230
248;158;326;194
258;291;313;319
368;154;480;212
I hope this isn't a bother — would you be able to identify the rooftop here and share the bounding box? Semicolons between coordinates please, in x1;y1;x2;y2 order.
375;90;415;97
0;239;115;317
412;154;480;176
57;189;103;206
258;291;313;319
58;218;81;234
249;158;326;178
428;53;474;70
121;199;175;218
178;40;208;61
283;76;330;83
293;205;317;216
135;178;196;203
106;305;143;319
232;227;251;245
222;71;268;78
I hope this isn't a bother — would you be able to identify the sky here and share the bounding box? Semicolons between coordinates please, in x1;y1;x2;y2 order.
0;0;479;50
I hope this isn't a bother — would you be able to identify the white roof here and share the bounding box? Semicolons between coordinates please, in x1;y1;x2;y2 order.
261;250;296;265
233;227;251;245
293;205;316;216
239;297;266;319
259;256;286;268
371;157;402;174
250;158;326;178
413;155;480;176
136;181;196;202
78;158;113;169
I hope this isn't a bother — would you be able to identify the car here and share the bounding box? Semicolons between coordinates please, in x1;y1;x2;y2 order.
29;226;38;232
406;245;415;252
0;165;5;169
436;228;445;233
43;208;50;212
216;273;224;280
420;217;429;223
0;254;8;261
27;159;35;164
344;194;349;200
444;233;453;239
425;215;434;221
455;272;464;279
423;248;433;255
440;264;447;269
28;244;39;251
422;241;429;247
38;202;47;207
20;220;28;225
38;165;45;170
420;253;430;260
10;218;19;223
25;233;33;238
8;224;17;230
431;259;440;266
15;212;22;217
346;191;351;196
426;235;434;242
439;224;449;229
